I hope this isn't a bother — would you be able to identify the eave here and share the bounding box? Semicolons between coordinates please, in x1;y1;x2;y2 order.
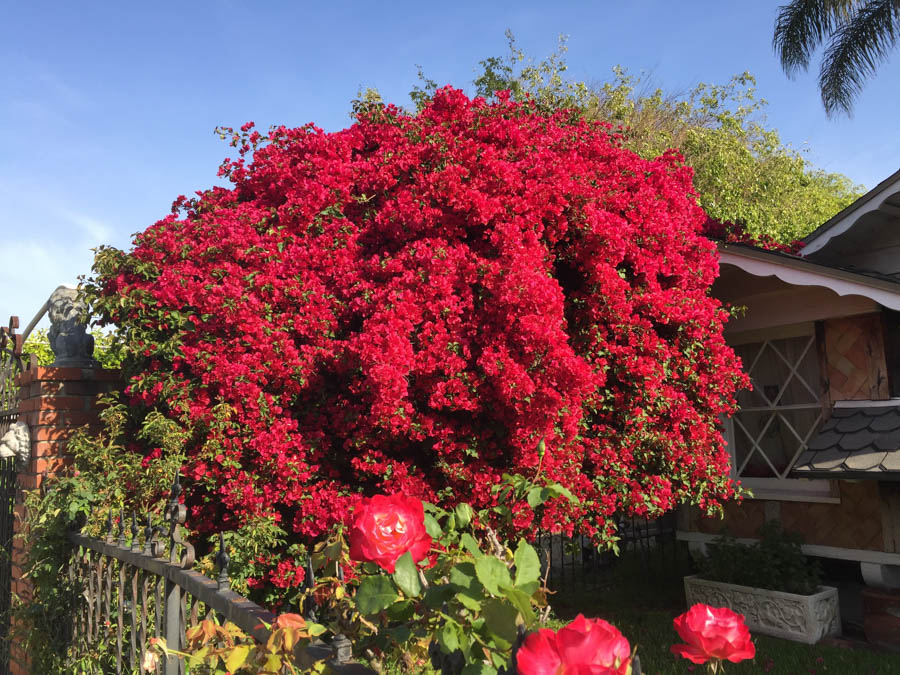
801;168;900;257
717;243;900;312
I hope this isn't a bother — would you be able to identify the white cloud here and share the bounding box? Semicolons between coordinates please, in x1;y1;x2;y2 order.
63;210;113;244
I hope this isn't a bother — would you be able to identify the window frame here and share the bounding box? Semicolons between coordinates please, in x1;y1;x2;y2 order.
726;323;840;504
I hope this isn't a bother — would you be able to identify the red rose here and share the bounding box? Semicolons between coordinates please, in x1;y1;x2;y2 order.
348;494;432;573
517;614;632;674
671;604;755;665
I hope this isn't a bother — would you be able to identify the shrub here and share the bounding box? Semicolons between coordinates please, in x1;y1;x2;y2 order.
695;521;822;595
85;87;747;598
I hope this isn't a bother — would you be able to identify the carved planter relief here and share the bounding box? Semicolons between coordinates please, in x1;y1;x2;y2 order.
684;575;841;644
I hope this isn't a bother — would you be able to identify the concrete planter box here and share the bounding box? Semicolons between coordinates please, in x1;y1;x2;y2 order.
684;575;841;644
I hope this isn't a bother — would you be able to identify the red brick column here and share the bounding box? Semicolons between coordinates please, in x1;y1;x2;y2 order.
10;363;120;674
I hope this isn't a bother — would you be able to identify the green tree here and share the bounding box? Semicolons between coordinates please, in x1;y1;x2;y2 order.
408;33;863;242
774;0;900;118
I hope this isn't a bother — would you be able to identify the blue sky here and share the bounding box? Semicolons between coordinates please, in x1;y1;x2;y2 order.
2;1;899;327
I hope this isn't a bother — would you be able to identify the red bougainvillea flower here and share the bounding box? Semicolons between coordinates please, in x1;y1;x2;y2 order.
517;614;632;674
90;87;749;601
348;494;432;573
671;604;755;665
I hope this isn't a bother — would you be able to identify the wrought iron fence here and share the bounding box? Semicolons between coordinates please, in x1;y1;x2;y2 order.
66;473;371;674
537;511;679;593
0;457;15;674
0;307;46;437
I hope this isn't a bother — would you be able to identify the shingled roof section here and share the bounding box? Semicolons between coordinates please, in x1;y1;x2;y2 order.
792;405;900;479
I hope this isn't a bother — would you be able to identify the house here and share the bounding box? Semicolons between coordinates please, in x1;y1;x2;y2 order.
676;168;900;639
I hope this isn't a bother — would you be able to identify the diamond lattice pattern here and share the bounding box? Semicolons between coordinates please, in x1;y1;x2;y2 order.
732;335;823;479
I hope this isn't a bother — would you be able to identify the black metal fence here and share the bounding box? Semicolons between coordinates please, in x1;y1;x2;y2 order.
66;474;371;675
0;457;16;674
538;511;679;593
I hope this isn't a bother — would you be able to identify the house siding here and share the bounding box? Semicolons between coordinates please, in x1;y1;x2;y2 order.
686;481;885;551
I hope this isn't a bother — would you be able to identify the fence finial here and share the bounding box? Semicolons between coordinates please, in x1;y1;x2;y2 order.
303;555;317;621
215;532;230;591
164;468;195;569
117;507;126;547
143;513;154;555
130;512;139;551
105;510;114;543
170;470;182;503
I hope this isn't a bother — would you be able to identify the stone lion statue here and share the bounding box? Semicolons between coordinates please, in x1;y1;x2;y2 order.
47;285;96;367
0;421;30;469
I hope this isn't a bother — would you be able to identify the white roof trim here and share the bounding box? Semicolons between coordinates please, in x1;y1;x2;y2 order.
802;170;900;256
719;248;900;311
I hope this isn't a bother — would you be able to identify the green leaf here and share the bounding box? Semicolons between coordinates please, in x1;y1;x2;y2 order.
456;591;482;611
423;584;457;609
461;665;497;675
450;563;485;611
385;599;415;621
501;585;535;625
424;513;442;539
475;556;511;597
526;486;546;508
392;552;422;598
187;645;209;668
454;503;474;528
546;482;579;504
514;539;541;588
438;621;460;653
323;538;343;561
306;622;327;637
449;562;478;589
387;625;413;644
225;644;250;672
481;599;519;648
355;575;399;614
460;533;482;557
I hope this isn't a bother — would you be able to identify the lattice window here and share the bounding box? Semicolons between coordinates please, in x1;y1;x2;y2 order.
730;333;824;480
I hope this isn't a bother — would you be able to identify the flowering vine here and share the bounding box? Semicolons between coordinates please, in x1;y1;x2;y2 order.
86;87;747;597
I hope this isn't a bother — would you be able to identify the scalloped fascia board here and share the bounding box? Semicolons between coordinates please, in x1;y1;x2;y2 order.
718;246;900;312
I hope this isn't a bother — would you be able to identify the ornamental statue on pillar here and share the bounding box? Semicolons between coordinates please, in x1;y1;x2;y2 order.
47;285;98;368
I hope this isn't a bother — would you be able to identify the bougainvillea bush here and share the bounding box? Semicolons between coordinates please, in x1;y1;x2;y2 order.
86;87;746;595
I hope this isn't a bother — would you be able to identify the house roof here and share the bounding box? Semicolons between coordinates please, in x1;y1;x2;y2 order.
718;243;900;311
792;405;900;479
801;168;900;259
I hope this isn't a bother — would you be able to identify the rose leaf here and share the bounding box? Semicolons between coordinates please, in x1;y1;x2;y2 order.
513;539;541;588
393;552;422;598
475;556;511;597
355;575;399;615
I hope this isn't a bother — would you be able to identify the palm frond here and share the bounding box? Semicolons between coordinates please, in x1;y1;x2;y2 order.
819;0;900;116
773;0;858;75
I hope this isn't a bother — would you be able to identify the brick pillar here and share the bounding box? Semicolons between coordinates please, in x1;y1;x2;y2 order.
10;362;119;675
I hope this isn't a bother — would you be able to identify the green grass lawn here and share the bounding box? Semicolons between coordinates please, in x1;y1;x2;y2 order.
549;545;900;674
